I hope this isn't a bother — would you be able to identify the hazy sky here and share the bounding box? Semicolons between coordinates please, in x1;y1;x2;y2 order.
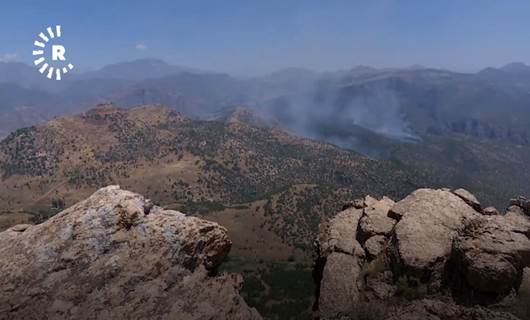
2;0;530;74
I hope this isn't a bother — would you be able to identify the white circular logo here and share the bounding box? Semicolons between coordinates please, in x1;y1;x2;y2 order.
32;25;74;81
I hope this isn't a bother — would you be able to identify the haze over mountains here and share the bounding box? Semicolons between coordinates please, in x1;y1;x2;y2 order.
3;58;530;144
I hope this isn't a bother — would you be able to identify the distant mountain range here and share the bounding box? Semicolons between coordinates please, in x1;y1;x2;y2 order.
3;59;530;146
1;59;273;137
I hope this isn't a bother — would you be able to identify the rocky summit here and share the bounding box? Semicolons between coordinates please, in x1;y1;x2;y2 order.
0;186;261;320
314;188;530;320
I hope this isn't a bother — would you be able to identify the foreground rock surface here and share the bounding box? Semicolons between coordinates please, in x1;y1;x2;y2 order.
315;188;530;320
391;189;478;274
315;207;365;316
454;214;530;294
384;299;520;320
0;186;261;320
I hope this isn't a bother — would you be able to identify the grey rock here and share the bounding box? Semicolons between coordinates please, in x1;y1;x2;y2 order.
319;252;363;319
0;186;261;320
452;188;482;211
315;188;530;320
315;207;366;319
510;196;530;215
9;224;32;232
364;235;387;259
359;196;396;239
365;271;396;300
342;198;365;210
316;207;365;258
483;206;500;215
391;189;478;273
453;214;530;294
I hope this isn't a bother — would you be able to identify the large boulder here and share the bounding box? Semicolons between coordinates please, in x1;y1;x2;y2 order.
364;235;387;259
316;207;365;258
390;189;478;274
0;186;261;320
359;196;396;240
314;207;365;319
453;213;530;295
319;252;364;318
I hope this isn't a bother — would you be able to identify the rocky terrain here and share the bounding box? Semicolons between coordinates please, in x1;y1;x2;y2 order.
3;185;528;320
0;186;261;320
314;188;530;320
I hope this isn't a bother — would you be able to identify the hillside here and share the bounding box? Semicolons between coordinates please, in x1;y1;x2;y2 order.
386;135;530;207
0;104;434;250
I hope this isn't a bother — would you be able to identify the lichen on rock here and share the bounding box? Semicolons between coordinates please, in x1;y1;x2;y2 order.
0;186;261;320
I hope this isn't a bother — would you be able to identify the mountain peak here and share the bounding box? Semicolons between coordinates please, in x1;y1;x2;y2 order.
85;103;122;116
500;62;530;73
224;106;271;127
82;59;198;81
349;65;378;74
132;58;168;65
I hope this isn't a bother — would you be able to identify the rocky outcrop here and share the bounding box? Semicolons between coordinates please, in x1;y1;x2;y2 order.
359;196;396;240
452;188;482;211
314;188;530;320
509;196;530;216
319;252;364;317
453;215;530;295
316;207;365;258
391;189;478;274
314;207;365;317
0;186;261;320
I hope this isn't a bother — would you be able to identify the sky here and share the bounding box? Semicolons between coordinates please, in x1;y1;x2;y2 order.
1;0;530;75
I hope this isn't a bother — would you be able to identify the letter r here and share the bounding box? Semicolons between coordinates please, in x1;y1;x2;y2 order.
52;45;66;61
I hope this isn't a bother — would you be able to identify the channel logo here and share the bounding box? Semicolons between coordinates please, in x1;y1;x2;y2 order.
32;25;74;80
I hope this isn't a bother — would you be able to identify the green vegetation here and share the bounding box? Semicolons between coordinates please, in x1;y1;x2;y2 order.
220;255;314;320
396;275;428;300
218;255;254;274
28;206;62;224
0;127;62;177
